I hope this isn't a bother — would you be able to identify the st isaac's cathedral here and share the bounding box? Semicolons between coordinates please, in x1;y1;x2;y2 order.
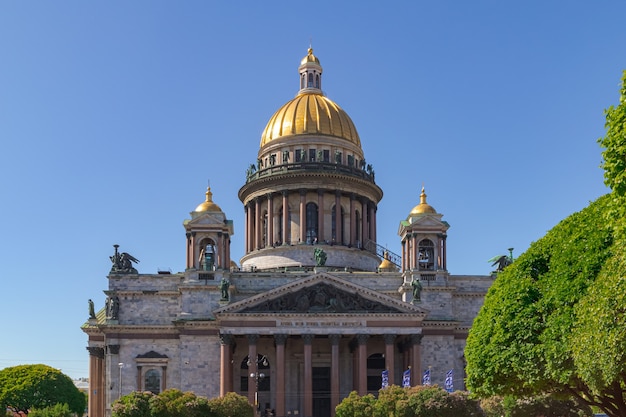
82;48;494;417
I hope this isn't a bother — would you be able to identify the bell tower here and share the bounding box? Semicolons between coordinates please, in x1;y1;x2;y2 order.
398;187;449;275
183;186;234;271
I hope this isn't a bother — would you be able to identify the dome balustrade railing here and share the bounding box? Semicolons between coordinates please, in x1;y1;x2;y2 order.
245;161;375;184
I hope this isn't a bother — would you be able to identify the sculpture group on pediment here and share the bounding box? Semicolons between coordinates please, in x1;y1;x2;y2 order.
241;283;399;313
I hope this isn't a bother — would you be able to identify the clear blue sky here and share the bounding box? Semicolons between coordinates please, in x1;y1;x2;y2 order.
0;1;623;379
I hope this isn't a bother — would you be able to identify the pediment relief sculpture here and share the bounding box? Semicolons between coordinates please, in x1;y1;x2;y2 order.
240;283;403;314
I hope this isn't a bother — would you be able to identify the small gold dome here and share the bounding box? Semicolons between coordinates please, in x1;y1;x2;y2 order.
300;47;320;65
260;92;361;148
410;187;437;215
194;186;222;212
378;258;397;271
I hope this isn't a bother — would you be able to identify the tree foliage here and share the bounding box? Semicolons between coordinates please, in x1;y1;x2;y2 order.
599;71;626;200
0;364;85;415
335;385;483;417
28;403;73;417
480;394;592;417
466;70;626;417
111;389;252;417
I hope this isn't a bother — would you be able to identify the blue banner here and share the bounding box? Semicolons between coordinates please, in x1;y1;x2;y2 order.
381;369;389;389
422;369;431;385
445;369;453;392
402;369;411;388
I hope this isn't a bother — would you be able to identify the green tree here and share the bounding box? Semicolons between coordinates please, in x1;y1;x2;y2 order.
480;394;592;417
0;364;86;415
335;391;376;417
207;392;253;417
466;71;626;417
465;195;617;410
598;71;626;205
28;403;73;417
112;391;154;417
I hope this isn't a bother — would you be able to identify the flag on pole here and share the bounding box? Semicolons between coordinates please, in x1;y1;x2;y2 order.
381;370;389;389
402;368;411;388
445;369;453;392
422;369;431;385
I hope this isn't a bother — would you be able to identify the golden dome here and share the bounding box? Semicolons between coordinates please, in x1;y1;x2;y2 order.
300;47;319;65
260;92;361;147
410;187;437;215
194;186;222;212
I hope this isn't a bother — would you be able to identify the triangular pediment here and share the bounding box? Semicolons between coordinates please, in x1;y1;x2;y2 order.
187;212;227;226
214;272;427;316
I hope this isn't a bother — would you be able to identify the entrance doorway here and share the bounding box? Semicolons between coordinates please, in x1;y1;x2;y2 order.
312;367;330;417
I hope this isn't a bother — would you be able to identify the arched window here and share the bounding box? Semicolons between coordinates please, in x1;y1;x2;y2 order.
418;239;435;270
144;369;161;394
199;238;216;271
308;73;313;87
306;202;318;244
367;353;385;392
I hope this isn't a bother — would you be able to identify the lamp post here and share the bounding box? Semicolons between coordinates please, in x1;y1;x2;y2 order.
248;355;268;416
118;363;123;399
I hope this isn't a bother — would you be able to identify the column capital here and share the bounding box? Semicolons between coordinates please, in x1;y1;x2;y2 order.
302;334;314;345
356;334;369;345
411;334;424;345
107;344;120;355
86;346;105;359
329;334;341;346
247;334;259;345
383;334;396;345
219;334;234;345
274;334;288;345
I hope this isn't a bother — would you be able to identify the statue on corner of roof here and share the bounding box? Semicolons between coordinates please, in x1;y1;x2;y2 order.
88;299;96;319
109;244;140;274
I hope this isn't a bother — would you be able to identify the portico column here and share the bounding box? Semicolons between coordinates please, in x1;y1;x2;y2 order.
360;198;367;245
384;334;396;386
349;194;356;246
274;335;288;417
246;204;253;253
247;335;258;406
282;191;289;244
356;334;369;395
216;232;223;269
411;334;423;386
401;240;406;272
255;198;261;250
413;234;419;270
303;334;314;417
299;190;306;243
330;335;341;416
371;204;377;243
317;190;324;242
335;191;342;244
87;347;104;417
219;334;233;396
267;194;274;246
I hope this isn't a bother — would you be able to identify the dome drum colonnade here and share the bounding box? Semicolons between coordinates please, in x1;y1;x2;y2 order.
238;48;383;272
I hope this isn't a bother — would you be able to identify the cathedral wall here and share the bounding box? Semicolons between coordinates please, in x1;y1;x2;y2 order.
118;292;180;325
178;334;221;399
108;274;183;292
420;335;458;386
